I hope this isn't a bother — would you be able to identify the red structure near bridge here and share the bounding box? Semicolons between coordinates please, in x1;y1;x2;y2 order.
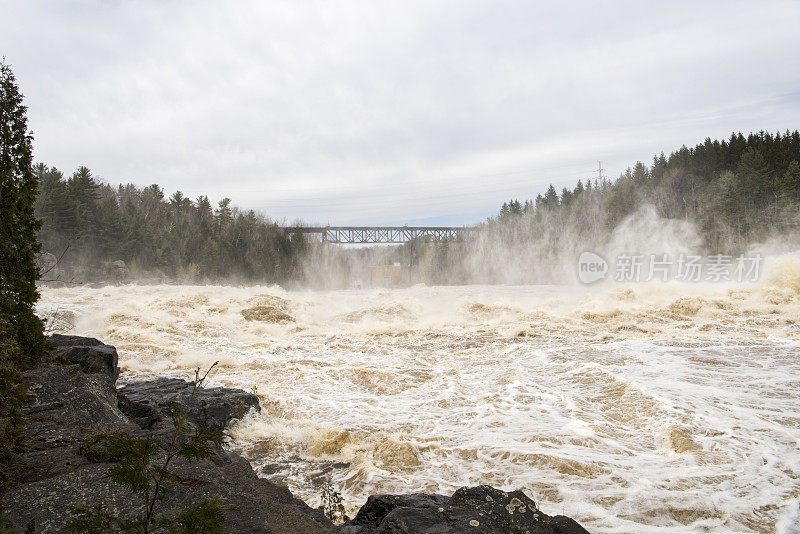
371;264;403;288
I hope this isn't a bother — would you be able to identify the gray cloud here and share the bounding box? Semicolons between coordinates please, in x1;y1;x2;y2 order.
3;0;799;224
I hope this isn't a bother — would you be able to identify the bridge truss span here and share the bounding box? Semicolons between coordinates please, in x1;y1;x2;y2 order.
284;226;478;244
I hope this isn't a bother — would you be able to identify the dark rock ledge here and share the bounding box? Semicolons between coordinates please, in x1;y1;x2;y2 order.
1;335;334;533
1;336;591;533
341;486;590;534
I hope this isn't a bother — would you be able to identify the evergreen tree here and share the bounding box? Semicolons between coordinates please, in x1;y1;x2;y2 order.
523;199;533;213
780;160;800;202
632;162;649;185
0;61;46;364
215;198;232;225
543;185;559;209
735;147;769;206
0;60;47;489
66;364;234;533
499;202;509;218
67;166;100;237
560;187;573;206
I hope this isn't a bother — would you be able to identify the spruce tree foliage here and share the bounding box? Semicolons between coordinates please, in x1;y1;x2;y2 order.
0;60;46;364
542;185;559;209
66;363;235;534
0;61;47;489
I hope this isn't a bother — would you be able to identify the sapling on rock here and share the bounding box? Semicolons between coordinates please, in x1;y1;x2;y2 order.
66;362;236;534
321;482;349;524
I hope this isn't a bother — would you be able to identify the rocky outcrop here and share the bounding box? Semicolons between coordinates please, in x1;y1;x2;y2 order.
14;365;139;486
110;259;129;281
118;377;261;433
4;453;336;534
1;336;335;533
341;485;590;534
50;334;119;380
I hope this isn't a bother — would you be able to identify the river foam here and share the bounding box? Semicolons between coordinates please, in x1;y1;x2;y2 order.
38;259;800;533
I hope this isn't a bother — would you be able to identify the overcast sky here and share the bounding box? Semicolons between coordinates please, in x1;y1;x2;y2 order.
3;1;799;225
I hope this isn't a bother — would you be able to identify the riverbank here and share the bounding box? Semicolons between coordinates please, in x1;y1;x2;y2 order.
1;334;336;533
1;335;590;533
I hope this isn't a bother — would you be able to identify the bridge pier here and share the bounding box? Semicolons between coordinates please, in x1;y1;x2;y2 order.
408;239;415;281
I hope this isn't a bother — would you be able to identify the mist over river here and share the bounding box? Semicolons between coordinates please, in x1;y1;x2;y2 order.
37;258;800;533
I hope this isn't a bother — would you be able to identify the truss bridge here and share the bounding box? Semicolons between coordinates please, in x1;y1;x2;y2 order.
283;226;478;244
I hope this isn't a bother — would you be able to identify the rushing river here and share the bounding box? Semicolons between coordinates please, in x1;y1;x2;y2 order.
37;259;800;533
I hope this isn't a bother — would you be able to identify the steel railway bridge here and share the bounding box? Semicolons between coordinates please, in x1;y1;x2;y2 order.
282;226;478;244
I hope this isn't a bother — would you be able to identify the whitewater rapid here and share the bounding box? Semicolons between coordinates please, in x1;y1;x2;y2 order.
37;260;800;533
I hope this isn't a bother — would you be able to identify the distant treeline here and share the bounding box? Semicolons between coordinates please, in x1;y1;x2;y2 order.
411;131;800;285
34;165;310;283
496;130;800;253
33;130;800;286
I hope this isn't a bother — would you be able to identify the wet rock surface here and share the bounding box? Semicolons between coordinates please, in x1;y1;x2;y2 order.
341;485;590;534
1;336;335;533
118;377;261;433
50;333;119;380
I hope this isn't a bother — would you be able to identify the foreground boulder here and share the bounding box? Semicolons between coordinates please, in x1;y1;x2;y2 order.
342;485;590;534
3;452;335;533
118;377;261;432
0;336;335;533
14;364;140;485
50;333;119;380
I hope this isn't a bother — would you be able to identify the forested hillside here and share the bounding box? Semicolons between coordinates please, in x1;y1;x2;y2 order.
412;131;800;285
33;130;800;286
33;166;311;283
496;130;800;252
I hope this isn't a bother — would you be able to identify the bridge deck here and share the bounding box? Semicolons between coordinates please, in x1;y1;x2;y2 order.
283;226;478;244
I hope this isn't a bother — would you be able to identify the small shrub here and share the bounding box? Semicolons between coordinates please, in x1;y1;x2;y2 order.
0;330;28;490
321;482;349;524
66;363;236;533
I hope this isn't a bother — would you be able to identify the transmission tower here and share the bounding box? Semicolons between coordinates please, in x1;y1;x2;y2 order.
597;161;605;183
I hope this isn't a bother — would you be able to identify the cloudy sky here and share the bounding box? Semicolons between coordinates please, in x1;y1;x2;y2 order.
3;1;799;225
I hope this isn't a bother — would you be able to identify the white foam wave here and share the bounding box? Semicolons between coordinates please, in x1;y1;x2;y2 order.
37;266;800;532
